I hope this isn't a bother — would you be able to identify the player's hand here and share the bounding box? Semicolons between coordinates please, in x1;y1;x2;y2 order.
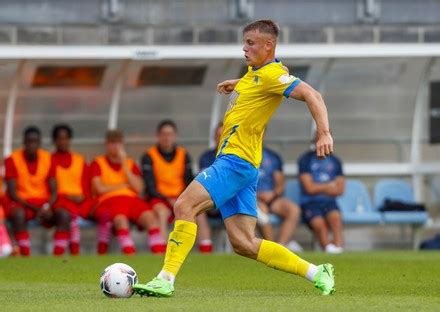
37;203;53;222
216;79;239;95
316;131;333;159
116;144;127;161
67;195;85;204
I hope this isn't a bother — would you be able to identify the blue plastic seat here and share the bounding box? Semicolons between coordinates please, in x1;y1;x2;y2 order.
284;179;300;205
373;179;428;225
336;179;381;224
78;218;95;228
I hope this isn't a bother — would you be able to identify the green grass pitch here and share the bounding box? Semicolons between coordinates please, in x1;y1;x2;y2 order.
1;252;440;311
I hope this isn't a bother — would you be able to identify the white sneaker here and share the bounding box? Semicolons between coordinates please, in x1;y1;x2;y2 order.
286;240;304;252
325;243;343;254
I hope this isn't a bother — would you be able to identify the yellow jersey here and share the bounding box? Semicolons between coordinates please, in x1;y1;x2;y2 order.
217;59;300;167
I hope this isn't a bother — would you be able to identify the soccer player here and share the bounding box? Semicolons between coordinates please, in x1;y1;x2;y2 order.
133;20;335;296
257;146;302;252
90;130;166;255
50;124;90;255
141;120;213;253
4;126;57;256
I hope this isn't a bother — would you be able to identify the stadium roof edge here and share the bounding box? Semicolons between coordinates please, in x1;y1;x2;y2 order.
1;44;440;59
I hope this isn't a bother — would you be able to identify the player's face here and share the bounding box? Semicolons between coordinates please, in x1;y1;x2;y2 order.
24;133;41;156
106;140;122;158
157;125;177;151
242;30;273;67
54;130;70;152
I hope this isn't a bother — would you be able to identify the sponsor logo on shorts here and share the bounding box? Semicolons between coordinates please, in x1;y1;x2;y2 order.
202;171;211;180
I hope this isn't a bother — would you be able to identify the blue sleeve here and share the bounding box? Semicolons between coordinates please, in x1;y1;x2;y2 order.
334;157;344;176
274;152;283;172
298;153;311;174
283;79;301;98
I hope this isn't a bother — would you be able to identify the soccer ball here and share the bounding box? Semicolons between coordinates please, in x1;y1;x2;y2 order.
100;263;138;298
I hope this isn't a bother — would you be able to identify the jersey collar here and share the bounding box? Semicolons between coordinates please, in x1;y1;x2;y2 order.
252;58;280;71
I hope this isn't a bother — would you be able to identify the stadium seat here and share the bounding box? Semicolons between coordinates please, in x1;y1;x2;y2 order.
284;179;300;205
336;179;381;224
78;218;95;228
373;179;428;225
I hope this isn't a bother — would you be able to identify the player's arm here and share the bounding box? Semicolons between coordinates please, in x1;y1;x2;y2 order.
217;79;240;95
288;82;333;158
6;179;40;212
121;162;144;195
116;145;143;194
299;173;335;196
273;170;285;197
141;154;166;199
91;176;128;195
258;170;285;205
324;176;345;196
47;177;57;206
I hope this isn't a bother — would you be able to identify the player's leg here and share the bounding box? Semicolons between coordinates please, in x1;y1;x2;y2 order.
52;208;71;256
303;203;329;249
309;216;329;249
113;214;136;255
69;214;81;255
256;201;274;241
160;180;213;275
151;201;172;241
133;179;214;297
225;213;335;295
9;206;31;256
325;209;344;252
133;155;272;297
134;200;166;254
270;198;300;246
96;216;112;255
195;212;213;253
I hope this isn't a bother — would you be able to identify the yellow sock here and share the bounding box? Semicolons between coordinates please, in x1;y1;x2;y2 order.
162;220;197;277
257;240;310;278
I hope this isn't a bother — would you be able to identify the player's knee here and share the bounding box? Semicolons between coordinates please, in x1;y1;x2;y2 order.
55;209;70;222
11;208;25;223
173;198;195;220
113;214;129;230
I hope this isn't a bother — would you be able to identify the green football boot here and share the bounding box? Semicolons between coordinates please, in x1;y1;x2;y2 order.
133;276;174;297
313;263;335;295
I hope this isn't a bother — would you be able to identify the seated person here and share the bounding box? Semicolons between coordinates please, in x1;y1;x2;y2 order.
4;126;58;256
298;140;345;253
0;177;12;257
90;130;166;255
142;120;212;253
51;124;92;255
257;146;302;252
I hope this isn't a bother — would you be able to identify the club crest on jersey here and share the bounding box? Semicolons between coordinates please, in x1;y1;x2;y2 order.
253;76;259;84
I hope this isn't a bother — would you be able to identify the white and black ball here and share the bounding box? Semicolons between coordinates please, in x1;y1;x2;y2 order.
100;263;138;298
